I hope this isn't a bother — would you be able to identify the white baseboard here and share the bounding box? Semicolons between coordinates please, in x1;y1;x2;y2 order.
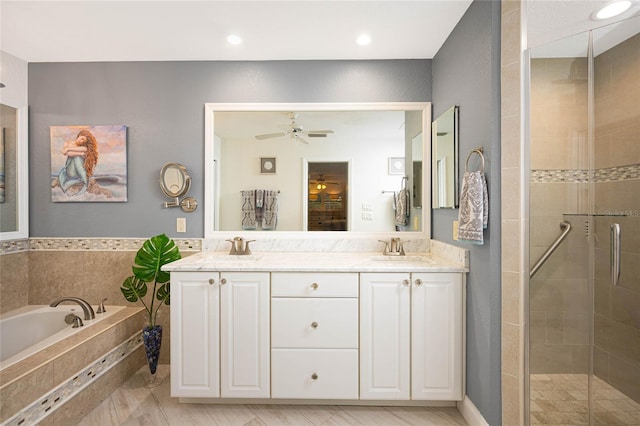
457;395;489;426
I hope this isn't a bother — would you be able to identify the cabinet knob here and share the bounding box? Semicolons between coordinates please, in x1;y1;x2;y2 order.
311;283;319;290
311;373;318;380
311;321;318;329
402;279;410;287
220;278;227;285
415;279;423;287
208;278;215;285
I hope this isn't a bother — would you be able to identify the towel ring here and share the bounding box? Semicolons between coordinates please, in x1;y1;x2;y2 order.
465;148;485;173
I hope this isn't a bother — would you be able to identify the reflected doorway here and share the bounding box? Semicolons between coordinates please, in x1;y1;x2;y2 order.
307;162;348;231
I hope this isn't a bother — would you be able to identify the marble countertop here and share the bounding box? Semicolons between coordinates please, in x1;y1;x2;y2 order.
162;251;467;273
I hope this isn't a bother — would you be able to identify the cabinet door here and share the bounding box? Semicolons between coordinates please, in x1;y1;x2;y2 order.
411;273;463;400
170;272;220;397
360;272;411;400
220;272;270;398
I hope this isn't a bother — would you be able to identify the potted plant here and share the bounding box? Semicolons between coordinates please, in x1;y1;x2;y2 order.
121;233;181;383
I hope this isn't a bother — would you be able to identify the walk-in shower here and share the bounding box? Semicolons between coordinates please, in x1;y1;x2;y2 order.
527;15;640;425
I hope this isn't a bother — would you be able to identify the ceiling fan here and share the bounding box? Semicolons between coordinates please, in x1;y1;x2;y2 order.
255;112;334;144
309;174;340;190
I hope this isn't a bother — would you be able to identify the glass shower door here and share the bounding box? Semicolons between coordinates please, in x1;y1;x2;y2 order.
527;16;640;425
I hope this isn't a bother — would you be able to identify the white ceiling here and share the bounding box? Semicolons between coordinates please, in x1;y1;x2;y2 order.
1;1;638;63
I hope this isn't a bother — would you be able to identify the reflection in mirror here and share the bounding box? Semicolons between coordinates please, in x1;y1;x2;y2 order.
209;104;430;235
307;162;348;231
0;104;18;233
432;106;459;209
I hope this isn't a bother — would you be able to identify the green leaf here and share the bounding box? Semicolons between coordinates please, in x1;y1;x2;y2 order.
120;276;148;303
132;234;181;283
157;283;170;306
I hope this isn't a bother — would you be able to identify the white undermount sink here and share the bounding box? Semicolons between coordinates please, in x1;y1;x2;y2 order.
369;255;427;262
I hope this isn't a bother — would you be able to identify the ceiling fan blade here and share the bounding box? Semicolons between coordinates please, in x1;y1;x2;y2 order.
296;135;309;144
306;130;334;137
255;132;286;140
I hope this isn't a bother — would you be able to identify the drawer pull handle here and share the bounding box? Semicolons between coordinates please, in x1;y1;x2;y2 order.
415;279;423;287
402;279;410;287
208;278;215;285
311;321;318;329
220;278;227;285
311;373;318;380
311;283;319;290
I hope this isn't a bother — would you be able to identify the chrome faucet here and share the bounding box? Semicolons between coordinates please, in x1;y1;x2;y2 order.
50;297;96;320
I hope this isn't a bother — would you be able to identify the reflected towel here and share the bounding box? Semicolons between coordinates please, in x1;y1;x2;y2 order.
457;170;488;245
241;190;257;230
262;190;278;230
394;188;410;227
255;189;264;223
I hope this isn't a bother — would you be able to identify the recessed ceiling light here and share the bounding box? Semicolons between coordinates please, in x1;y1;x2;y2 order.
356;34;371;46
227;34;243;45
591;0;632;20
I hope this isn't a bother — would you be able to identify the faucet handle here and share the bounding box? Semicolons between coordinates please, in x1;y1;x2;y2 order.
97;298;108;314
244;240;255;255
378;240;390;255
226;239;238;255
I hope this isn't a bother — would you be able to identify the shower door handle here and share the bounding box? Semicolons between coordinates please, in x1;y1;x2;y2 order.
610;223;621;287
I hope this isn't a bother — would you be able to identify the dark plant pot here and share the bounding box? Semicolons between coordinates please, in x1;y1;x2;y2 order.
142;325;162;375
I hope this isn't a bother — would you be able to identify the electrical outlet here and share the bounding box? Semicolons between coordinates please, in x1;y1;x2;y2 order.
362;212;373;221
453;220;459;240
177;217;186;233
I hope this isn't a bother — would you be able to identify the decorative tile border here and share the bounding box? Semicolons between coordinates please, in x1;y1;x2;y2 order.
28;238;201;252
0;239;29;255
2;332;142;426
531;163;640;183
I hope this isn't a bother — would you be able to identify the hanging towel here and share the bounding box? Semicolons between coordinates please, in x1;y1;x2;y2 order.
241;190;257;230
457;170;489;245
255;189;265;223
394;178;410;227
262;190;279;230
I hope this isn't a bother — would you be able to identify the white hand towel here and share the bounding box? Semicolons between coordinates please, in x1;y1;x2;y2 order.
457;171;488;245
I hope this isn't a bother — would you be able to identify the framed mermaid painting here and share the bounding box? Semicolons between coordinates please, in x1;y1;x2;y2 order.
50;125;127;202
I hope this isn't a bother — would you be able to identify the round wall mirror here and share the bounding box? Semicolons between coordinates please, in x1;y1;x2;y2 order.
160;163;191;198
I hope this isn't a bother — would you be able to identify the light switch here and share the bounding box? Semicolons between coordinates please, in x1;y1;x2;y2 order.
362;202;372;211
362;212;373;220
177;217;186;233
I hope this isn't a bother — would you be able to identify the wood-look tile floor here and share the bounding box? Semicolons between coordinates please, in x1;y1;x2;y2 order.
79;366;468;425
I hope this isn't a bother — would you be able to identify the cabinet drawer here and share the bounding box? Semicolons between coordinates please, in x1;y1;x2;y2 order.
271;272;358;297
271;298;358;348
271;349;358;399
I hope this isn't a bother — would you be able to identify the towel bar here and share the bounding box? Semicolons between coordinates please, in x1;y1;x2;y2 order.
465;147;485;173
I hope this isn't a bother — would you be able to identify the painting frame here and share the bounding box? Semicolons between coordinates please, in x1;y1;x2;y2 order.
50;125;128;202
260;157;277;174
388;157;405;175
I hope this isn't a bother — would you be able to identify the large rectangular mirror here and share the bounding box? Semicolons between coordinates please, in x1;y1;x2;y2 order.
205;103;431;238
432;105;459;209
0;103;28;241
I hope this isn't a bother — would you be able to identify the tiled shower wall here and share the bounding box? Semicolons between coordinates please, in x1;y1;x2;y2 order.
592;33;640;403
529;34;640;403
529;57;590;375
0;238;201;364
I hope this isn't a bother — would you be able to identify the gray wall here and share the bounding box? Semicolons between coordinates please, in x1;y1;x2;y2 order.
28;60;431;237
432;1;502;424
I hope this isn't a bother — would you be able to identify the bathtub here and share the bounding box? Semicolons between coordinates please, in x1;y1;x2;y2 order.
0;304;125;370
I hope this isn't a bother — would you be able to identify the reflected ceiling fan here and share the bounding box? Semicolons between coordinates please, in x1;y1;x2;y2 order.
255;112;334;144
310;174;340;190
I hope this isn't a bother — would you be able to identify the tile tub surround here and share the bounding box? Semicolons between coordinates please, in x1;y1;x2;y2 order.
0;306;145;423
0;250;29;314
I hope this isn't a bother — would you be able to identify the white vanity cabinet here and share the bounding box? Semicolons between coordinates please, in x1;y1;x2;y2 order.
170;271;270;398
271;272;359;399
360;272;464;401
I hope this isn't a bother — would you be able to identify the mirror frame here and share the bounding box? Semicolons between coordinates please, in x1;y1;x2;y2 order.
431;105;459;209
204;102;431;240
0;105;29;241
160;162;191;198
